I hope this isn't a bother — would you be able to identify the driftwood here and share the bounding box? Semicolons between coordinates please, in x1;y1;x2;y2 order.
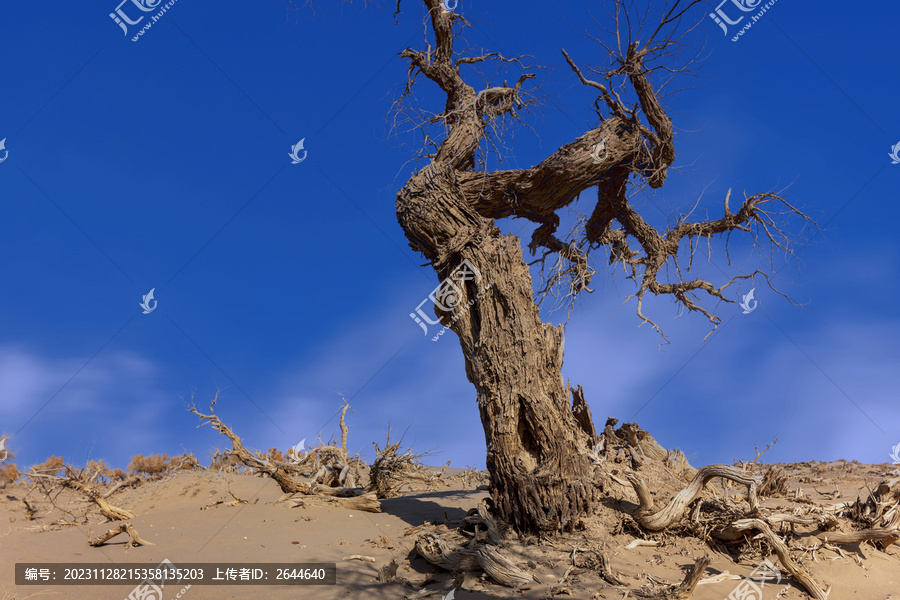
89;523;153;548
714;519;828;600
626;465;758;531
415;532;536;588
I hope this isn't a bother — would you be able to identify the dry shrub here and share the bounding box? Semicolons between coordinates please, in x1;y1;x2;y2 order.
128;453;170;477
369;435;431;498
29;456;65;478
0;463;21;487
169;451;200;470
759;465;789;498
252;447;285;465
210;450;244;473
82;459;127;484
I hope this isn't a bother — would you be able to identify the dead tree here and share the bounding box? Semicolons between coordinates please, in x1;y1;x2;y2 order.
188;393;381;512
393;0;814;535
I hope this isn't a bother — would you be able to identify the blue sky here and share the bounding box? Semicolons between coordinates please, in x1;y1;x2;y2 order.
1;1;898;474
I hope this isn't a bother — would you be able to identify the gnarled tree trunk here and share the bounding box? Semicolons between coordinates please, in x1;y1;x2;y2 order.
394;0;811;536
399;167;601;531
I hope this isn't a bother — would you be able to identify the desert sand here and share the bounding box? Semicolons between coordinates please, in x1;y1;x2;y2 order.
1;456;898;600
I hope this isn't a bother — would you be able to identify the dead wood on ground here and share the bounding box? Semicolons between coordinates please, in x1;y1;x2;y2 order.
369;432;435;498
414;532;536;588
626;465;758;531
89;523;153;548
188;392;380;512
632;556;710;600
611;422;900;599
56;467;135;521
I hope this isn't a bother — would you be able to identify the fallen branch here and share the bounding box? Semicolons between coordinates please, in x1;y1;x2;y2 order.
290;491;381;513
89;523;153;548
415;532;536;588
342;554;376;562
60;469;135;521
632;556;710;599
626;465;758;531
596;553;625;586
189;394;310;495
101;474;143;499
626;539;659;549
188;393;379;511
714;518;828;600
819;527;899;547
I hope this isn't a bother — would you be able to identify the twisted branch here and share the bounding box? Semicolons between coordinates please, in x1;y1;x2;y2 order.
626;465;758;531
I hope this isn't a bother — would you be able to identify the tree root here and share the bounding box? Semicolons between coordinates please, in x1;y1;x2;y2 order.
89;523;153;548
626;465;758;531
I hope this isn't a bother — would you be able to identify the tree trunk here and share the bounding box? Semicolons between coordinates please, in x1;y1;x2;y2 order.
393;0;805;536
397;165;600;534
